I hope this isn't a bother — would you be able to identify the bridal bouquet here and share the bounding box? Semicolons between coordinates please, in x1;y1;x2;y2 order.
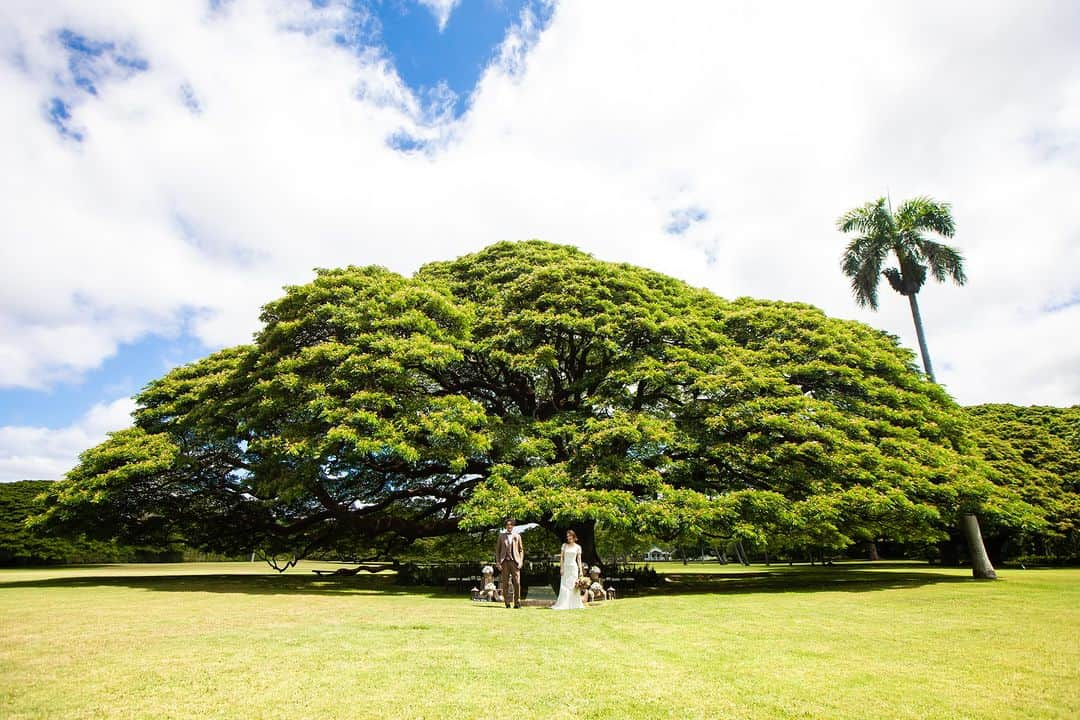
574;576;591;592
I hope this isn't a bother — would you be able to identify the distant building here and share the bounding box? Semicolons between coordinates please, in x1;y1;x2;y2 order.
644;547;671;561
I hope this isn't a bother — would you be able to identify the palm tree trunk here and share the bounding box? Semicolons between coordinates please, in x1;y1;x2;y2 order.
904;294;995;579
907;293;936;382
960;513;997;579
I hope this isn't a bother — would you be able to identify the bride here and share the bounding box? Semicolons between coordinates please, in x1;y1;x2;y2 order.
550;529;586;610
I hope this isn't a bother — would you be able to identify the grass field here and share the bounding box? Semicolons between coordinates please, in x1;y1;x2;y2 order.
1;562;1077;719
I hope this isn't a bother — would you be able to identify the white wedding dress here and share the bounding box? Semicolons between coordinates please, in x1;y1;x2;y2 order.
550;543;585;610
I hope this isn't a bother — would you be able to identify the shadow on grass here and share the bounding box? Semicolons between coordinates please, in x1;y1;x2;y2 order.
645;567;973;596
0;572;428;597
0;564;974;598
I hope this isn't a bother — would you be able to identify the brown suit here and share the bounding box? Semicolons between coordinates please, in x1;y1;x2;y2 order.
496;531;525;606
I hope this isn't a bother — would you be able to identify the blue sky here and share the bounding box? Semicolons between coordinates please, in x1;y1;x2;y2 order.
2;1;1079;480
0;334;208;428
371;0;548;118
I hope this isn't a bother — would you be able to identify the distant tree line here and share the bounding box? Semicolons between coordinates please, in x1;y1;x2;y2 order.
0;481;183;565
964;404;1080;564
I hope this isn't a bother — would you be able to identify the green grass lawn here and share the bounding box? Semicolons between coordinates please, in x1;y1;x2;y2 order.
1;562;1077;719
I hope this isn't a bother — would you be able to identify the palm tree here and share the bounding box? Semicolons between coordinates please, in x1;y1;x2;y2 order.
837;196;996;579
837;196;965;382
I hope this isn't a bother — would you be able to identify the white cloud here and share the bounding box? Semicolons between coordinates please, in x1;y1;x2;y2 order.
0;396;135;481
0;0;1078;415
416;0;461;33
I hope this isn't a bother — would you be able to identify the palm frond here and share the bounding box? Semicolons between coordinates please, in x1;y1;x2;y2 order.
841;235;888;309
836;198;888;234
851;261;881;309
897;196;955;238
919;240;967;285
838;198;898;310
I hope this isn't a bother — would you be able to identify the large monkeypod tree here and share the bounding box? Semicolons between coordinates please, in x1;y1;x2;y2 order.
36;241;1022;574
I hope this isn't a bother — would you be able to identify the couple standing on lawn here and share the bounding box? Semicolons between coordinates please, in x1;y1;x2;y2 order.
496;518;586;610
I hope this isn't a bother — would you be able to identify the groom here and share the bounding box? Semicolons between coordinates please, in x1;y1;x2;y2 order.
495;518;525;609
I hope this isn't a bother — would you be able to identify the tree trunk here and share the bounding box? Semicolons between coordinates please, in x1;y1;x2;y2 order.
567;519;601;571
541;518;602;571
960;513;997;579
868;541;880;561
907;293;936;382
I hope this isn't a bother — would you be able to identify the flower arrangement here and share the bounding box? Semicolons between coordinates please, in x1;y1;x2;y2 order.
574;576;591;592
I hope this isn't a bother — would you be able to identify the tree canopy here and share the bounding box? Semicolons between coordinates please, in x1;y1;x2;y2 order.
35;241;1022;567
